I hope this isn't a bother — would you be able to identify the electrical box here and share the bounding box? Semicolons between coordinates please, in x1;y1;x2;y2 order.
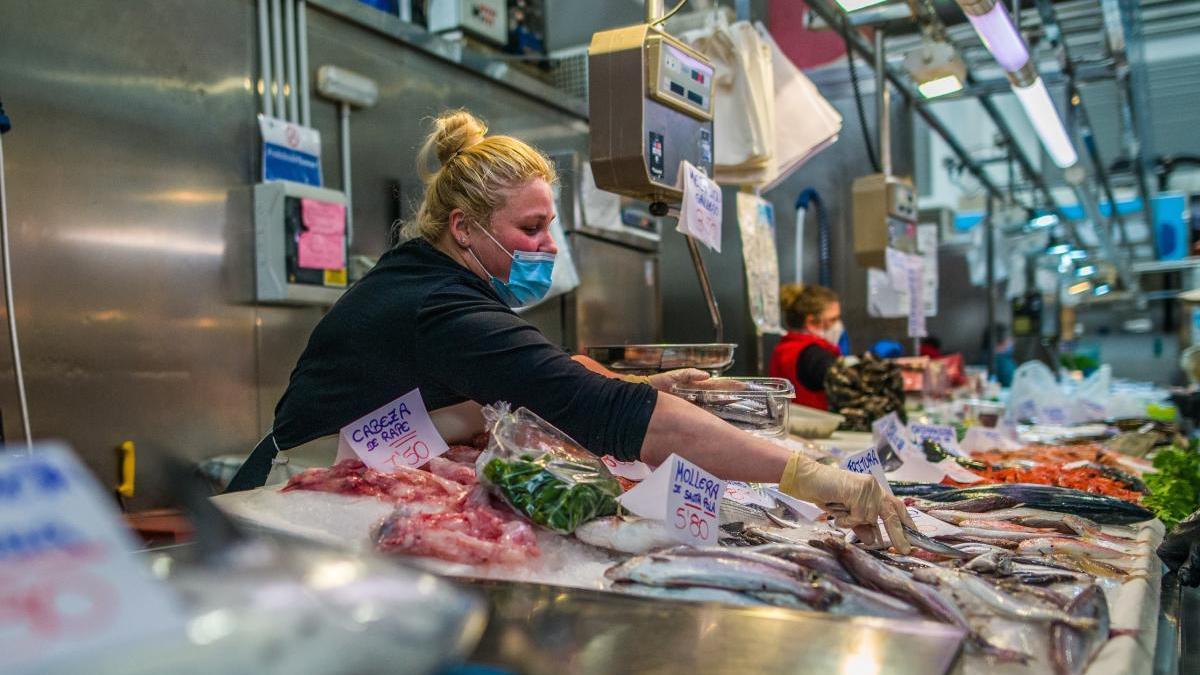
427;0;509;46
852;173;918;266
588;24;715;204
254;181;349;305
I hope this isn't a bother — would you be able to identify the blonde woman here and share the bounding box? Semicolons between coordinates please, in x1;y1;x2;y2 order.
769;283;843;410
232;110;912;552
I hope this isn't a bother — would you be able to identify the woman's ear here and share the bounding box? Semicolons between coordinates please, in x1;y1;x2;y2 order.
448;208;470;248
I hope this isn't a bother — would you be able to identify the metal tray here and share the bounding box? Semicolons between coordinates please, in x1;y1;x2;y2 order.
585;343;736;374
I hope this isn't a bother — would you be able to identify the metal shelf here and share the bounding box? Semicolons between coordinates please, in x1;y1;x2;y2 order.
1133;258;1200;274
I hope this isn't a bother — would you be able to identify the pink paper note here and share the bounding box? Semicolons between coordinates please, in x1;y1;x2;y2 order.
301;198;346;235
298;231;345;270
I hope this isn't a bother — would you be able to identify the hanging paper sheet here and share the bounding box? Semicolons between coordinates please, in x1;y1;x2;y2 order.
736;191;784;334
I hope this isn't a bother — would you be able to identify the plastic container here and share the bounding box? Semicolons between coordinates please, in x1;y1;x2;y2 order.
671;377;795;438
788;404;844;438
585;343;736;375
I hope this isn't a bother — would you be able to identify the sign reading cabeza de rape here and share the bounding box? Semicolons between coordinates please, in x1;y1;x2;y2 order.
339;388;449;471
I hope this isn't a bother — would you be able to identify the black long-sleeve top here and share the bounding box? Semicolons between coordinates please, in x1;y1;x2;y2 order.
272;238;657;460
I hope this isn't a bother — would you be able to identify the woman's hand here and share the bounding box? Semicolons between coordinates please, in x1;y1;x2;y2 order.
778;453;915;553
645;368;710;393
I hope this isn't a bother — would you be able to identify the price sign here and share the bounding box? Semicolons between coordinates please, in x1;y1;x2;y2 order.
872;412;914;455
723;481;776;509
909;423;964;457
339;388;449;470
839;447;893;495
675;161;723;252
599;456;653;481
0;444;185;671
618;453;726;547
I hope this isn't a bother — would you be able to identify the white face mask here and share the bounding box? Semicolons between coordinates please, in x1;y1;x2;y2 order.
820;320;844;346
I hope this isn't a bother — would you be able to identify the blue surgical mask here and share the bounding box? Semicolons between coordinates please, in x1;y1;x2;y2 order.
468;225;556;308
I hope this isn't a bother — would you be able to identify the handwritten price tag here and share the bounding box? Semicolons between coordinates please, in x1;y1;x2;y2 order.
0;444;185;671
723;481;776;509
675;161;723;252
839;447;894;495
872;412;914;455
909;423;964;457
618;453;726;547
339;388;449;471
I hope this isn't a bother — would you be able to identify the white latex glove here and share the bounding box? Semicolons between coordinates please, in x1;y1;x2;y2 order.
624;368;711;393
778;452;915;554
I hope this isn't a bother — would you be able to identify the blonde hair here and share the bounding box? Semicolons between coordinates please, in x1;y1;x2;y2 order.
401;109;557;242
781;283;838;330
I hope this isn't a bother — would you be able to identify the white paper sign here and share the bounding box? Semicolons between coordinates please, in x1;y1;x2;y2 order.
839;447;893;495
600;456;653;481
676;161;723;252
961;423;1023;454
764;486;826;521
339;389;449;471
0;444;185;671
618;454;725;546
724;481;777;509
909;423;964;457
916;224;939;317
906;254;927;338
736;192;785;334
872;412;915;455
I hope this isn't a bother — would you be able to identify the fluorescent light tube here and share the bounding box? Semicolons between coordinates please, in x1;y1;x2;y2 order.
964;3;1029;71
917;74;965;99
836;0;890;12
1012;77;1079;168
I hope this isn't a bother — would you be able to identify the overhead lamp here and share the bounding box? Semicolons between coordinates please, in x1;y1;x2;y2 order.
1076;265;1096;277
954;0;1078;168
1066;249;1088;260
1031;214;1059;229
1094;284;1111;296
904;40;968;100
1068;280;1092;295
836;0;890;12
1046;242;1071;255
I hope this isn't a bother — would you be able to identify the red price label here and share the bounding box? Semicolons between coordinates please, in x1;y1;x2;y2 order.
401;441;430;466
673;507;710;541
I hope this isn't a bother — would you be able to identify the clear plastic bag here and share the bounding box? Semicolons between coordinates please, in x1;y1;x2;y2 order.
476;403;622;534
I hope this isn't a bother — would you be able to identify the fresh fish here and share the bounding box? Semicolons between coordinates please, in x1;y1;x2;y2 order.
1047;554;1138;580
654;545;815;578
911;566;1098;629
926;507;1033;525
903;525;972;559
915;495;1022;513
605;553;841;609
1051;585;1110;675
1059;514;1141;544
1015;571;1088;585
959;519;1062;534
614;582;769;607
889;481;956;498
824;577;923;620
866;548;933;573
954;527;1058;542
742;543;854;583
574;516;678;554
950;542;1013;557
993;580;1072;609
937;534;1020;549
1017;537;1137;561
811;537;970;628
963;550;1013;575
920;484;1153;525
812;537;1026;662
755;505;807;530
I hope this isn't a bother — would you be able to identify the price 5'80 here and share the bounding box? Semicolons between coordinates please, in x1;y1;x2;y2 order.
674;507;711;540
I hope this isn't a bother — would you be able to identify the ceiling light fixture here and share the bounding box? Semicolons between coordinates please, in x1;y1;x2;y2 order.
953;0;1078;168
835;0;891;12
904;39;968;100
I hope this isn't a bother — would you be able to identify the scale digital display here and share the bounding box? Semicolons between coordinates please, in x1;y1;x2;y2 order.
650;40;714;118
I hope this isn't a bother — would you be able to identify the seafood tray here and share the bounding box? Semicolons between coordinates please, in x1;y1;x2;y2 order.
672;377;795;439
585;343;736;375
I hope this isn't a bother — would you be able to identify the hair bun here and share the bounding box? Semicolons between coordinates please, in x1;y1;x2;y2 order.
432;110;487;166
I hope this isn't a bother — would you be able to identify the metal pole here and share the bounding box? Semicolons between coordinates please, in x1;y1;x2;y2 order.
684;235;723;342
0;124;33;452
257;0;273;118
298;0;310;126
645;0;665;24
875;29;891;177
284;0;299;123
270;0;286;115
985;195;996;377
340;102;353;245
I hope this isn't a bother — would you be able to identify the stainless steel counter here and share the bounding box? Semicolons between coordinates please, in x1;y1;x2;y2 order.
454;579;965;675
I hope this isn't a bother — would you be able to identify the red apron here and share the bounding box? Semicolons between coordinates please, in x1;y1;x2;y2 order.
768;331;841;410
